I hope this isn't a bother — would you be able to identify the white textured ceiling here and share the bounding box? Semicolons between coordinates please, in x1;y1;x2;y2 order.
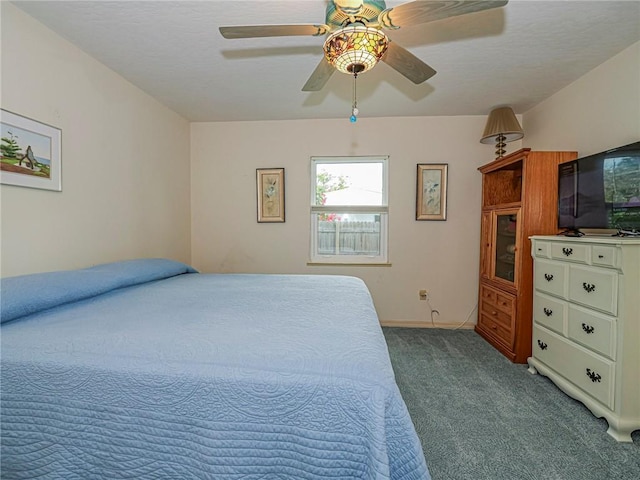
11;0;640;122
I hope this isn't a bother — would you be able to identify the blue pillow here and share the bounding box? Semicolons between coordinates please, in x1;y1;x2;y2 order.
1;258;197;324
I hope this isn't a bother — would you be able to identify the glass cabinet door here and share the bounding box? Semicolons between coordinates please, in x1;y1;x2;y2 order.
493;210;519;284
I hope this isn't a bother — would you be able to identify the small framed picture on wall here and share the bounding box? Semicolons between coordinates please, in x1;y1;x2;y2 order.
256;167;285;223
416;163;448;221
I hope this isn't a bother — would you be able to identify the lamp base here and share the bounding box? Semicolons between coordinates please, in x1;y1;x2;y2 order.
494;134;507;158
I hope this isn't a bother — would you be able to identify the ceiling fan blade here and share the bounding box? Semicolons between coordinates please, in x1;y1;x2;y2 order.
379;1;508;29
302;58;336;92
381;42;436;84
219;24;329;39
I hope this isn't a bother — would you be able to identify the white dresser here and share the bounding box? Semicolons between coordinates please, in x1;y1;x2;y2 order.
528;235;640;442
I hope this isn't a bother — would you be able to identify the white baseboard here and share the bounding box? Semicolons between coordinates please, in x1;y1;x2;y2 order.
380;320;476;330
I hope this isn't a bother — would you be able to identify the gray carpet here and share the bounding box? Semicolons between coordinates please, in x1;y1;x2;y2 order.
383;328;640;480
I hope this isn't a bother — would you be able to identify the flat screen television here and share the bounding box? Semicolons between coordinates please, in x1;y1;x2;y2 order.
558;141;640;235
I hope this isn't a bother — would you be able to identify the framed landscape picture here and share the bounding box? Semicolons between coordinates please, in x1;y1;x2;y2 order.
0;109;62;191
416;163;448;221
256;167;285;223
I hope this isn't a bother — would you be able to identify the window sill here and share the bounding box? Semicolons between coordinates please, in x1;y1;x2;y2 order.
307;262;392;267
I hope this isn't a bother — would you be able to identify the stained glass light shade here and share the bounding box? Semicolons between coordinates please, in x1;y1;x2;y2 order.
323;26;389;74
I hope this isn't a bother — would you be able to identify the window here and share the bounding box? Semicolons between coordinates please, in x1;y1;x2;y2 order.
310;156;388;264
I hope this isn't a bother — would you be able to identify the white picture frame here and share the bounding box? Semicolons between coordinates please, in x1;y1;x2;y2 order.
1;109;62;191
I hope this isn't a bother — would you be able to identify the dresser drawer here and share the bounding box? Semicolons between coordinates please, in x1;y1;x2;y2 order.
592;245;617;268
532;326;614;409
534;259;568;298
533;292;567;335
533;241;551;259
551;242;590;264
568;304;616;360
568;265;618;315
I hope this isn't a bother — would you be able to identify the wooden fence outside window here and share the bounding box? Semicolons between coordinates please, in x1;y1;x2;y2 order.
317;221;380;255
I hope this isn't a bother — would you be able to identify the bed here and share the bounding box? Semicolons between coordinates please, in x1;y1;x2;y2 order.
1;259;430;479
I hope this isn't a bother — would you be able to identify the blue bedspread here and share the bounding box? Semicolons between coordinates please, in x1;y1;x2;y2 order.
1;260;429;479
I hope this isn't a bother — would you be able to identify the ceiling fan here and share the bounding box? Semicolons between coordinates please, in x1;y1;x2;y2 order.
220;1;508;92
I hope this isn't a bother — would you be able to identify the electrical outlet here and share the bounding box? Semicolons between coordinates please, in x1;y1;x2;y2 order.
419;289;428;300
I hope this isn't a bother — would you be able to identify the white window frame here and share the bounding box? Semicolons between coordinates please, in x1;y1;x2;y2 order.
310;156;389;265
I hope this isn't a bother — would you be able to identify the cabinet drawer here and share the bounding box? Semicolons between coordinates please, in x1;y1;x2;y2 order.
532;326;614;409
534;259;568;298
592;245;617;268
480;300;514;330
533;292;567;335
551;242;590;264
479;313;514;347
568;304;616;360
480;284;515;315
568;265;618;315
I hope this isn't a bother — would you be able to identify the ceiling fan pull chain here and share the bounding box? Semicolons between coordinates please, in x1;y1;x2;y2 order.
350;72;359;123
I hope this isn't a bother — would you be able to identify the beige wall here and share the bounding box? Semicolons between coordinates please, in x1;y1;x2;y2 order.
0;3;191;277
523;41;640;155
3;2;636;326
191;117;519;325
191;42;640;326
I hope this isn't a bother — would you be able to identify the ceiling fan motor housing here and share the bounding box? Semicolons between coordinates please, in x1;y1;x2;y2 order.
326;0;387;28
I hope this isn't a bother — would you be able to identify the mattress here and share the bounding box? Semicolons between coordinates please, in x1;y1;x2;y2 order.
1;259;429;479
